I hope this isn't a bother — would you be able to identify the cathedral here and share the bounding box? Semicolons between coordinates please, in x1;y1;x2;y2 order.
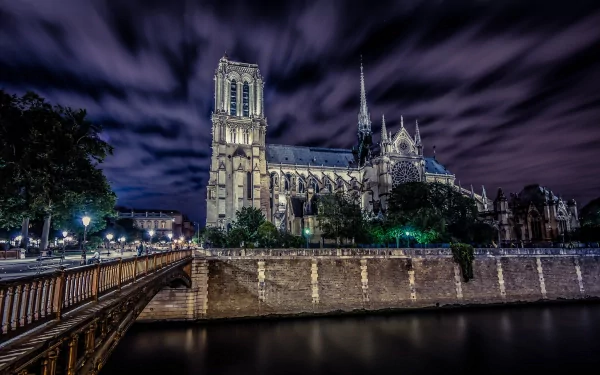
205;55;579;245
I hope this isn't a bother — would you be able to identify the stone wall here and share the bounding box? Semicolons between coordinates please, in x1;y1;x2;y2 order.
137;249;600;322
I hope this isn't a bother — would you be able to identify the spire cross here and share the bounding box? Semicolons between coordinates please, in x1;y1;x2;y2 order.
358;58;371;134
414;119;422;145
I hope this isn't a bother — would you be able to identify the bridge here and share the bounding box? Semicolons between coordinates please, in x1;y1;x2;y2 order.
0;249;193;375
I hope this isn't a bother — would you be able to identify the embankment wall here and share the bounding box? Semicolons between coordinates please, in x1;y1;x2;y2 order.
137;248;600;321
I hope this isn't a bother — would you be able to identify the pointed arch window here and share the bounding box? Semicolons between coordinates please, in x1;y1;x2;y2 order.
247;172;253;200
230;80;237;116
243;82;250;117
284;173;292;191
298;178;306;193
325;179;334;193
310;178;320;193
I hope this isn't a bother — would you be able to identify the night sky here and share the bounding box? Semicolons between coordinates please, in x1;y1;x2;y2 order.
1;0;600;223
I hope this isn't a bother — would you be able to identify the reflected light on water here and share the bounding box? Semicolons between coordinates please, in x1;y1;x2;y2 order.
103;304;600;375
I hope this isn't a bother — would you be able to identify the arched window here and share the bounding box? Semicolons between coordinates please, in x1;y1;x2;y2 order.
154;220;158;228
310;178;320;193
139;221;144;229
284;173;292;191
161;221;166;229
230;80;237;116
298;178;306;193
325;179;334;193
243;82;250;117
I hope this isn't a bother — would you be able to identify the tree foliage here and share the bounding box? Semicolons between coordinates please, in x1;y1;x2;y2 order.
451;243;474;282
0;90;114;248
317;192;365;244
576;198;600;242
257;221;278;248
231;207;266;247
387;182;491;244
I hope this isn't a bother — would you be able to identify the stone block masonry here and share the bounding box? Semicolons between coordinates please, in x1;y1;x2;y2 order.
137;248;600;322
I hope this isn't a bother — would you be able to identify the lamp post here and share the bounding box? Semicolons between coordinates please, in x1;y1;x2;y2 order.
304;228;310;249
119;236;126;255
62;231;68;257
168;232;173;251
105;233;113;256
405;231;411;248
81;216;91;265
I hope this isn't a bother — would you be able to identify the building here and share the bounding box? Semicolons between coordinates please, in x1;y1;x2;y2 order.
116;208;183;238
205;55;578;244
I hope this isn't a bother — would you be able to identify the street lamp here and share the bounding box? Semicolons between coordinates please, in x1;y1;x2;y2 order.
106;233;113;256
119;236;126;254
62;231;68;257
167;232;173;250
15;235;22;248
81;216;91;264
304;228;311;249
405;231;411;248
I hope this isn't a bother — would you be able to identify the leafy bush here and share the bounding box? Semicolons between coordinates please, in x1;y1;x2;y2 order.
451;243;474;282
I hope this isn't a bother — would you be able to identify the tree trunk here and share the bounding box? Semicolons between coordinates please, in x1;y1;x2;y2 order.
20;217;30;249
40;214;52;251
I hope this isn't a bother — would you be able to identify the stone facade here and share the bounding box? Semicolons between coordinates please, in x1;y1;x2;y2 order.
204;56;578;245
137;248;600;322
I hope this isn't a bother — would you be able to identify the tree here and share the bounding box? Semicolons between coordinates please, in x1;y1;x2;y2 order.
317;192;366;245
387;182;481;244
231;207;266;246
202;226;227;248
0;91;113;250
258;221;278;248
576;198;600;242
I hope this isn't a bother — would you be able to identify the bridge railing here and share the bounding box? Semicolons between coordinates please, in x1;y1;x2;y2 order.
0;250;191;342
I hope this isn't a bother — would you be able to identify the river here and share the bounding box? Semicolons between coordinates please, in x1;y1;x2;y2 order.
103;303;600;374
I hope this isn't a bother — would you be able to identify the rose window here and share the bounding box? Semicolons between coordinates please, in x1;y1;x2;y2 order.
391;161;420;187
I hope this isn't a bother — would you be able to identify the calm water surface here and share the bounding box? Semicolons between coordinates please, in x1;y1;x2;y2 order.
103;303;600;375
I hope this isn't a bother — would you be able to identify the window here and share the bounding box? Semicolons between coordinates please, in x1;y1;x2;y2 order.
285;173;292;191
311;178;319;193
230;80;237;115
139;221;144;229
325;179;334;192
243;82;249;117
161;221;166;229
298;178;306;193
247;172;253;199
154;220;158;228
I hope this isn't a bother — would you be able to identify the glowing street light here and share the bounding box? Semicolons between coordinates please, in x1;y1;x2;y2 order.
80;216;91;264
119;236;126;255
304;228;311;249
62;231;68;256
106;233;114;256
167;232;173;251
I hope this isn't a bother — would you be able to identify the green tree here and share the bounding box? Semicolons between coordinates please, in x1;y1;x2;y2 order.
0;91;113;250
317;192;365;245
387;182;480;244
277;231;305;248
203;226;227;248
231;207;266;246
258;221;278;248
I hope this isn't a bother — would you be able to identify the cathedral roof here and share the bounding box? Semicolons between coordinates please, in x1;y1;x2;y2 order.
424;157;452;175
266;144;355;168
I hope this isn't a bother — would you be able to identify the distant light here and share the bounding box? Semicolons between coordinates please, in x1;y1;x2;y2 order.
62;231;68;238
405;231;410;236
106;233;114;241
168;233;173;239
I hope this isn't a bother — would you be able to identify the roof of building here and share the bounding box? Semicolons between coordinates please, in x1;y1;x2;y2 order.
424;157;452;175
266;144;355;168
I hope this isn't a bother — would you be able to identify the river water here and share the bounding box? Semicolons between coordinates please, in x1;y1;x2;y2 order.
103;303;600;375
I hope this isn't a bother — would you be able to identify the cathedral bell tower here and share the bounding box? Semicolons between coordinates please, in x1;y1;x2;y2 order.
353;60;373;167
206;55;269;228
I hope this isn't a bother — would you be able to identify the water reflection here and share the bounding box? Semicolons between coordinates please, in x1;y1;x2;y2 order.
103;304;600;375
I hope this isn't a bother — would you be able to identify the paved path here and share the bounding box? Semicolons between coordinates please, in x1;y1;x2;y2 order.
0;251;138;281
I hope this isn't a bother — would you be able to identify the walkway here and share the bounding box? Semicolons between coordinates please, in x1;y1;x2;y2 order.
0;250;193;374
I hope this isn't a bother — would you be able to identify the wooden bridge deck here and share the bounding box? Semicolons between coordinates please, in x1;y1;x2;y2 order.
0;250;192;374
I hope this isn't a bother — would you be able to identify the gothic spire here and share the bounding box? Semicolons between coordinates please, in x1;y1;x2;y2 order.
470;184;475;199
401;115;404;128
358;58;371;135
482;185;488;210
415;119;422;145
381;114;388;142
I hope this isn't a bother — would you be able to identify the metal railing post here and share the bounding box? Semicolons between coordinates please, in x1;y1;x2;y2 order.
133;257;137;283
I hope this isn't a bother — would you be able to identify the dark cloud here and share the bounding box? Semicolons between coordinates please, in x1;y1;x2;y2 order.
1;0;600;223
